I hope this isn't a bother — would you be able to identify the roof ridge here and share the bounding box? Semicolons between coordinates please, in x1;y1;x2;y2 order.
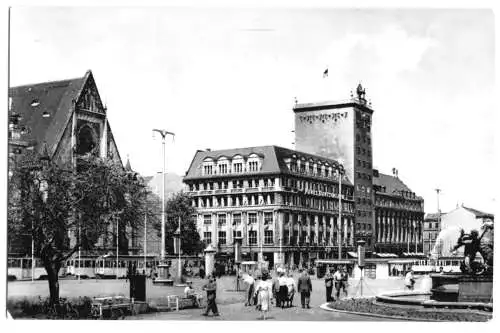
9;76;84;90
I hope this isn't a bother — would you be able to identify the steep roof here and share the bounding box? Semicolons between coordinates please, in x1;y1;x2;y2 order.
373;173;410;193
462;206;494;219
424;212;443;221
183;145;352;184
9;71;89;158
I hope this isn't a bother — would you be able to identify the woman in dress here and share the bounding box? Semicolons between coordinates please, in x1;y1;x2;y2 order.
256;271;273;320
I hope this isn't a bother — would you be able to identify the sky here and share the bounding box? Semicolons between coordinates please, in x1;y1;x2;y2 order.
9;6;496;215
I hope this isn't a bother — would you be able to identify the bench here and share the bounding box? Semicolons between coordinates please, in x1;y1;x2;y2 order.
165;294;204;311
91;296;136;319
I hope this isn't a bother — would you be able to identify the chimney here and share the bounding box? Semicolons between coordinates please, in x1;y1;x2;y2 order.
206;148;211;152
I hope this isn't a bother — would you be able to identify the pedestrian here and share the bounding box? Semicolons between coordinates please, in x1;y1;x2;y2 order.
256;271;273;320
324;268;334;302
333;267;342;300
202;275;220;316
253;273;262;310
297;269;312;309
340;267;349;298
285;271;295;308
244;273;255;306
405;269;416;291
272;271;281;307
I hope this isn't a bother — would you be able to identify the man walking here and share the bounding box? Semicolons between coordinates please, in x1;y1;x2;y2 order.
245;273;255;306
297;269;312;309
202;275;220;316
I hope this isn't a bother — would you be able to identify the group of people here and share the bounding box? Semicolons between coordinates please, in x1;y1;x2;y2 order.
243;268;314;318
323;267;349;302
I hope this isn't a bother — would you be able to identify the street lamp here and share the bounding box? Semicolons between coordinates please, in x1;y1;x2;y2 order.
234;236;243;291
173;217;182;283
152;129;175;263
337;164;344;260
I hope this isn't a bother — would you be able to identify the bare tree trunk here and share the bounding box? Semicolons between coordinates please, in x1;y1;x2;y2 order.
44;262;60;305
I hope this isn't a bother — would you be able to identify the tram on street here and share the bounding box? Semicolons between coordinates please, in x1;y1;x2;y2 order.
7;257;47;280
411;257;462;274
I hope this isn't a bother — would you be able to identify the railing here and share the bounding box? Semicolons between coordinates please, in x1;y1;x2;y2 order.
214;189;227;194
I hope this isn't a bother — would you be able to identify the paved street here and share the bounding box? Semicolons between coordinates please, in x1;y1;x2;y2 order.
8;273;422;320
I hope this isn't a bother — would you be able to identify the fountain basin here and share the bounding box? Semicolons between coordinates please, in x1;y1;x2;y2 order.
430;273;493;303
376;291;492;312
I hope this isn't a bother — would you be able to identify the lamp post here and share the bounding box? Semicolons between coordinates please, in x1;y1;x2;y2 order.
116;217;119;279
435;188;441;261
234;236;243;291
173;217;182;283
152;129;175;263
337;165;344;260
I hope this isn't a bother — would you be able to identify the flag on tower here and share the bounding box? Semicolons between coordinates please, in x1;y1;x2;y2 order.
323;68;329;78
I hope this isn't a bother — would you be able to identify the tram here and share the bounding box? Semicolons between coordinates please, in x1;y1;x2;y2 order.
411;257;462;274
7;257;47;280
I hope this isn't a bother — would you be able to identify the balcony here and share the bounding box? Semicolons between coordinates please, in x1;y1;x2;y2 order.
246;187;259;193
214;189;227;194
230;188;244;193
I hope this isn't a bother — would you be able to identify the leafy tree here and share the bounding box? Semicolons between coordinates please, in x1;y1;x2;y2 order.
153;192;203;255
8;154;149;305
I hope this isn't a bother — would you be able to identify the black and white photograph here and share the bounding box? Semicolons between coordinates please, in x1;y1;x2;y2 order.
4;2;497;324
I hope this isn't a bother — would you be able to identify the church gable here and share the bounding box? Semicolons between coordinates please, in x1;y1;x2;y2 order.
75;73;105;114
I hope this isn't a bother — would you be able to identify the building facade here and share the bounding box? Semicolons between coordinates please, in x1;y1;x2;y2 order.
423;213;442;255
293;85;424;254
183;146;355;268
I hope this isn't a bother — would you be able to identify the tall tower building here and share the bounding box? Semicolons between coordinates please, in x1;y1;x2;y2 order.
293;84;374;247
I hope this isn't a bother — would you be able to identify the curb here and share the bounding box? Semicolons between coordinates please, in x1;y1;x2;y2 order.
319;303;440;322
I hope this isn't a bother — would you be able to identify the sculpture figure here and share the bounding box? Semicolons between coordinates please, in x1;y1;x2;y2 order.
451;221;493;275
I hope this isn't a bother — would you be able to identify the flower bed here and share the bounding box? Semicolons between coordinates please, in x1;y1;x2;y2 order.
326;298;492;322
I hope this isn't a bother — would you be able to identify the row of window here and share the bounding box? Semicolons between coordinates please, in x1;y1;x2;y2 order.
356;146;371;157
203;212;273;226
356;223;373;231
202;155;262;176
203;230;273;246
356;134;371;145
423;222;440;229
195;194;275;208
356;159;372;169
202;230;355;247
356;171;372;181
282;194;353;212
357;197;373;206
356;210;373;217
189;178;276;191
375;198;423;211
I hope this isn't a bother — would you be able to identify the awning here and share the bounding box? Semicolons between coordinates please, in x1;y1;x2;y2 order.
315;259;353;264
374;253;398;258
388;260;415;264
347;252;358;258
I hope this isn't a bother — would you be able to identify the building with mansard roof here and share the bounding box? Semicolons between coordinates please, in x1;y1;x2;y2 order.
183;145;355;267
183;85;425;271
